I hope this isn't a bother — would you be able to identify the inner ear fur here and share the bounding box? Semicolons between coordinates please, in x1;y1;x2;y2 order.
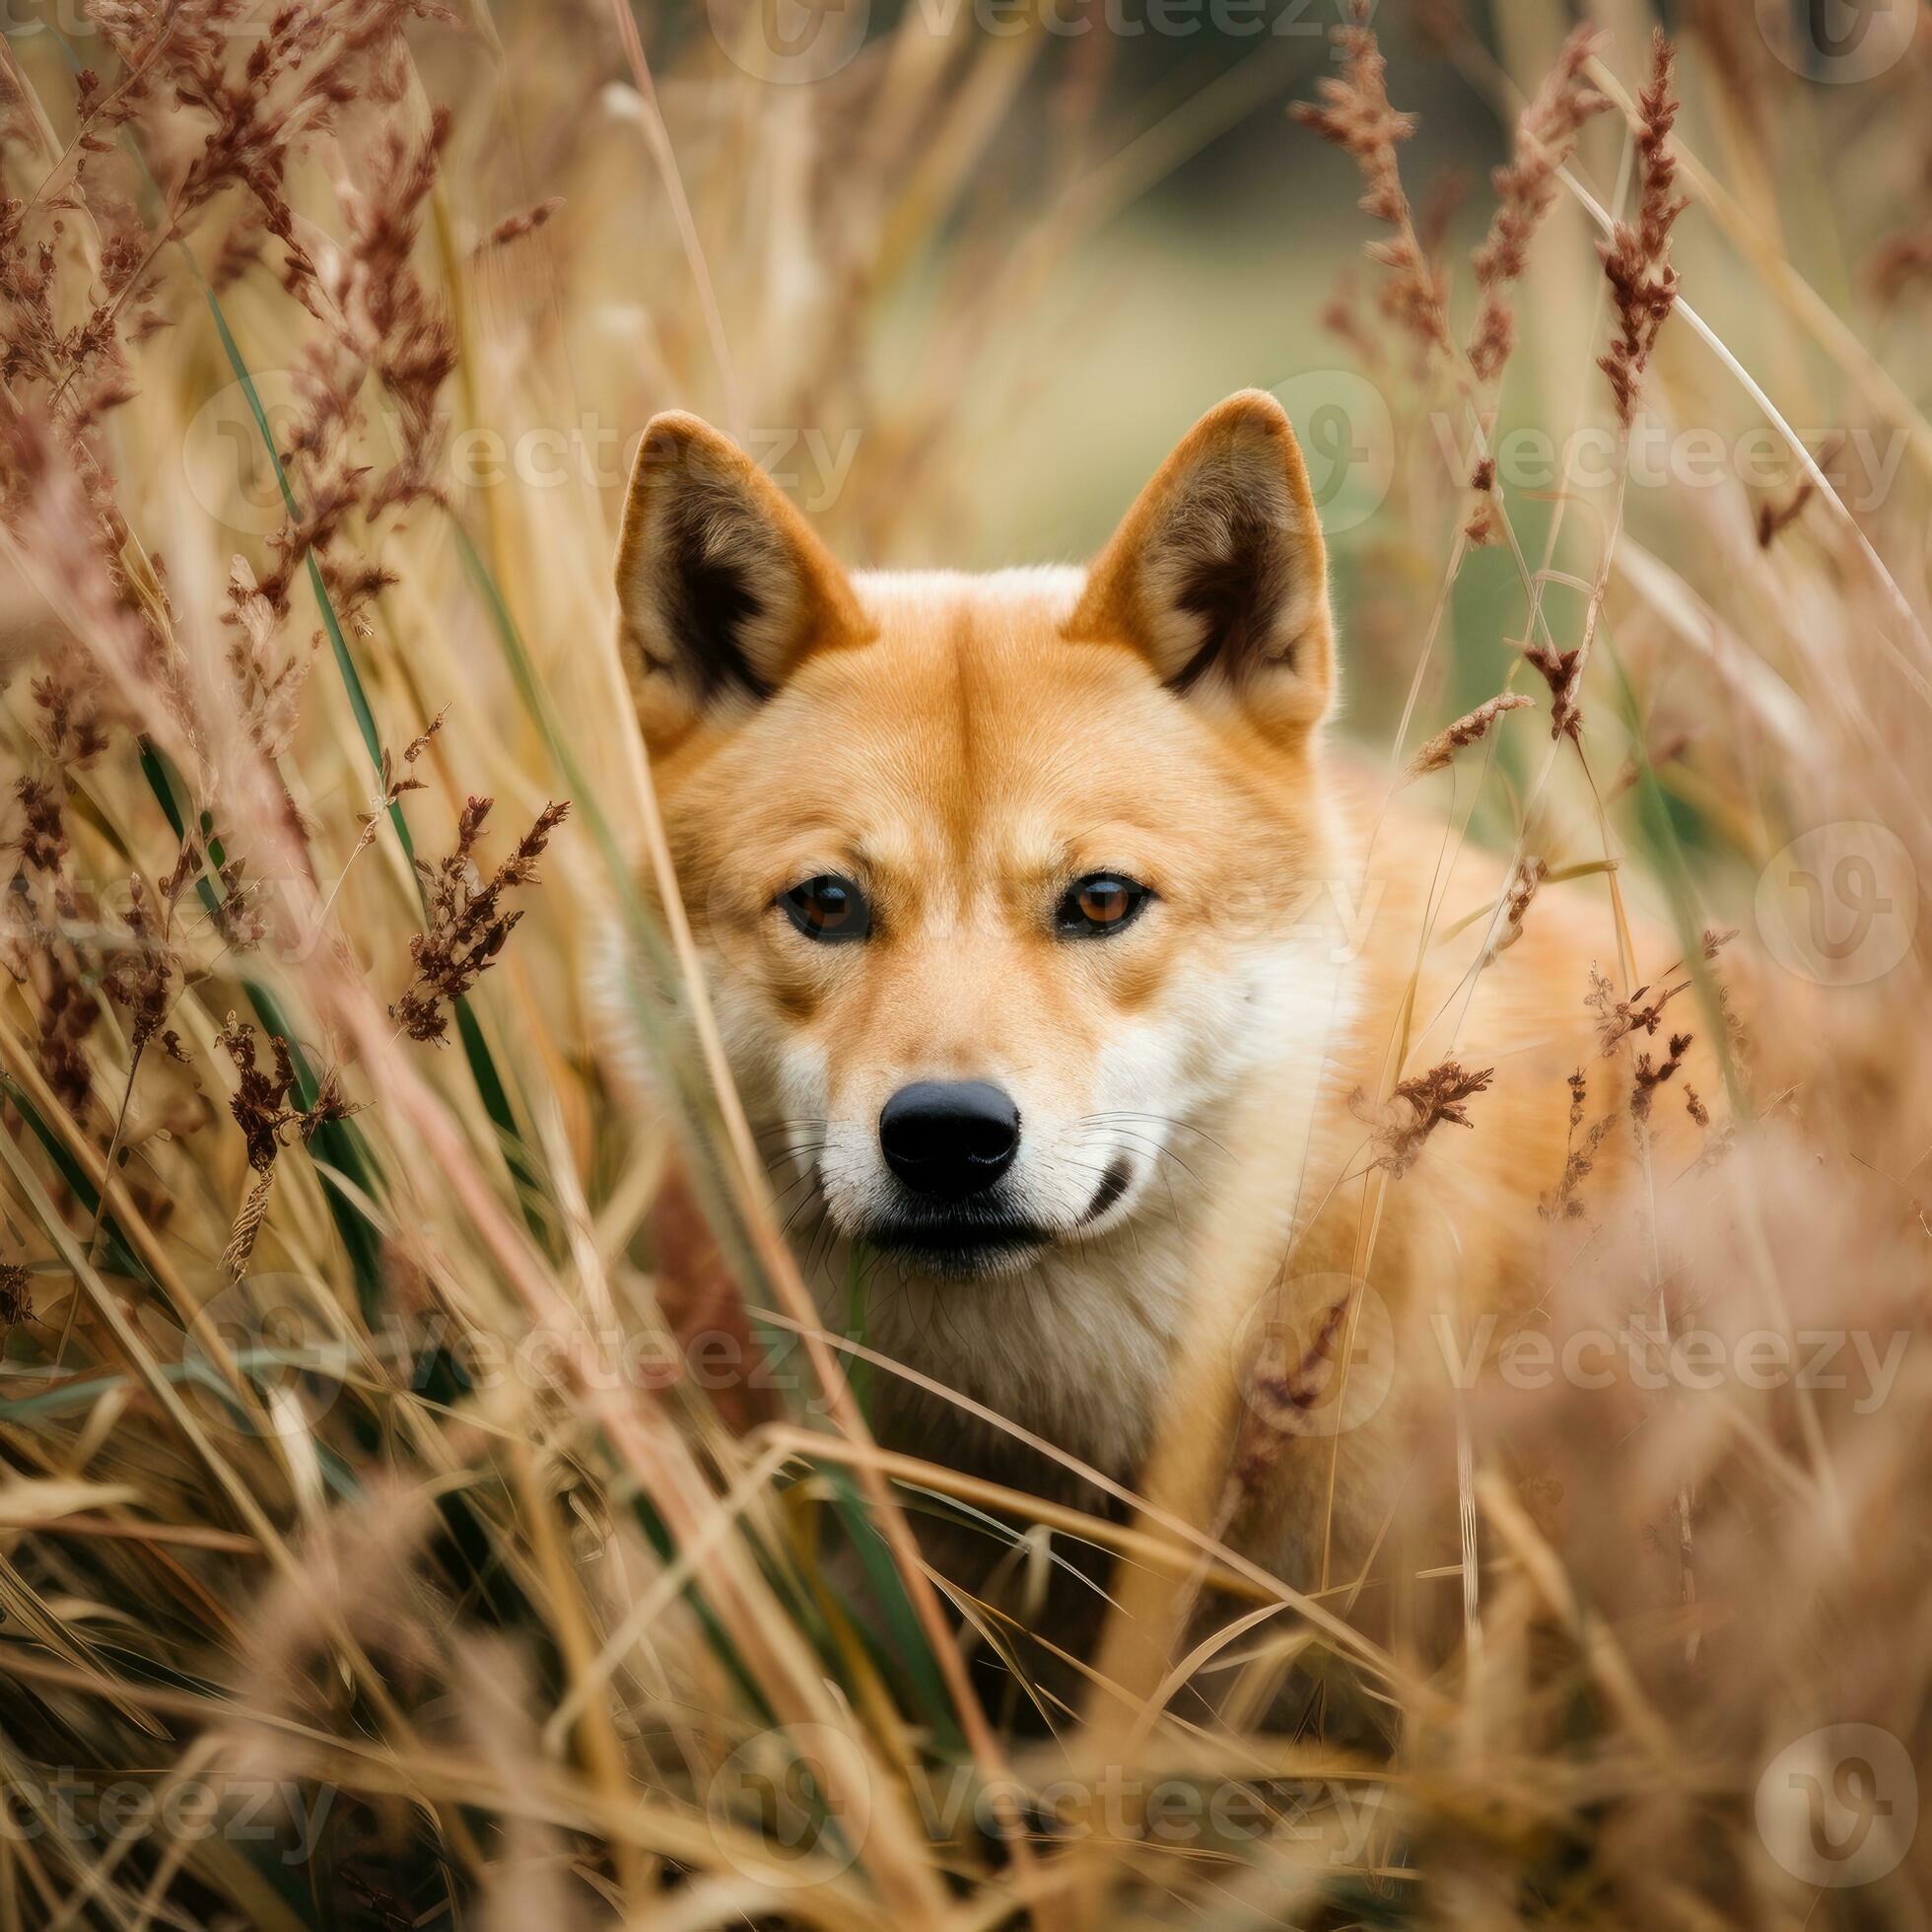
1067;389;1336;735
614;411;867;747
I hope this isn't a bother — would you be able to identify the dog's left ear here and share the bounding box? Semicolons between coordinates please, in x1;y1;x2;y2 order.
1067;390;1335;737
614;411;868;749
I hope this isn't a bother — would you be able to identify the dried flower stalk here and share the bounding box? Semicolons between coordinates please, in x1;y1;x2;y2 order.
1469;27;1611;384
1630;1031;1693;1125
1598;32;1687;428
1292;3;1455;363
391;796;569;1045
1407;692;1536;780
1366;1061;1495;1178
1484;855;1549;966
217;1017;356;1277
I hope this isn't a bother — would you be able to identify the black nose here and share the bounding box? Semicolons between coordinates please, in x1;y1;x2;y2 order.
879;1081;1020;1199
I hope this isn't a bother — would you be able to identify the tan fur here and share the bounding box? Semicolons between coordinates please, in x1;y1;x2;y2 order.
605;392;1722;1599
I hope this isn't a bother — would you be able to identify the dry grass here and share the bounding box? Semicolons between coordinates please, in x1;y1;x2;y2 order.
0;1;1928;1925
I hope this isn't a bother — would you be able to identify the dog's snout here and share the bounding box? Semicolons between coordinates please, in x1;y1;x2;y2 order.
879;1080;1020;1199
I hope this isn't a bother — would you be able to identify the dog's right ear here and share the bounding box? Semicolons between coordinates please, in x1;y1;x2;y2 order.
1066;390;1335;742
614;412;867;750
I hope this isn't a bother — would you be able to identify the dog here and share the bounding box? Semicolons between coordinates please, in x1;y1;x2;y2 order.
602;389;1723;1630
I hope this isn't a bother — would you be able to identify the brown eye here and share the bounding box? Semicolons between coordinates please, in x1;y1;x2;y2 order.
780;874;870;941
1079;882;1130;925
1057;873;1152;937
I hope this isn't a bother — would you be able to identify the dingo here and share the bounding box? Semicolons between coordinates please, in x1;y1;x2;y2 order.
604;391;1718;1596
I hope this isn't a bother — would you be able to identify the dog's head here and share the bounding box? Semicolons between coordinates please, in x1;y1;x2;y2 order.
616;392;1350;1277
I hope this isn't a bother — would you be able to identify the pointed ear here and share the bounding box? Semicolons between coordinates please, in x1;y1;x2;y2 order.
614;412;867;748
1066;390;1336;737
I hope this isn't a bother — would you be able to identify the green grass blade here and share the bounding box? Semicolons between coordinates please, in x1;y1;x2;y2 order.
194;284;547;1237
140;740;387;1305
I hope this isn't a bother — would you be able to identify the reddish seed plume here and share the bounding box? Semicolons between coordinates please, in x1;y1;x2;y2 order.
479;198;563;253
0;1262;30;1335
1631;1030;1694;1125
215;1014;357;1276
1365;1061;1496;1178
391;798;571;1044
1291;3;1455;363
1484;855;1549;965
1598;31;1687;429
1523;639;1584;741
1587;959;1691;1058
1406;691;1536;780
1468;26;1612;385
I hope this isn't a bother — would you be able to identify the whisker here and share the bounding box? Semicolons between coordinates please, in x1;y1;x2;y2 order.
762;1142;825;1173
1070;1125;1206;1192
1082;1111;1233;1159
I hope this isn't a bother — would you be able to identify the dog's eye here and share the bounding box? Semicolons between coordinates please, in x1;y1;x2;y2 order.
780;873;870;941
1056;873;1152;937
